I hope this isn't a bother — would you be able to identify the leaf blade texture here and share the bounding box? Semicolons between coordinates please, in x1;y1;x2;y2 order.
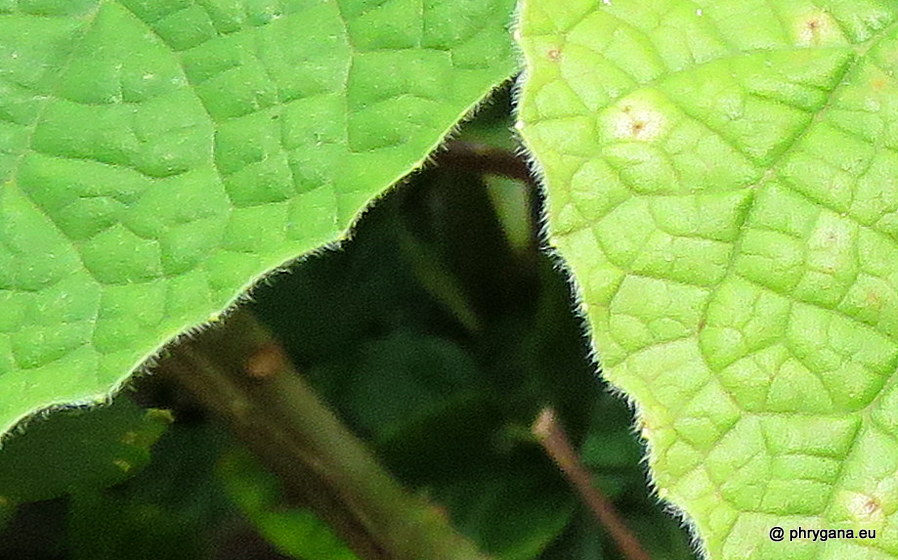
0;0;517;434
517;1;898;558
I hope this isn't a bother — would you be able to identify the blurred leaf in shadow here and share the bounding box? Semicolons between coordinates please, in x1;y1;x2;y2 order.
0;398;171;506
249;163;597;558
67;422;239;560
247;83;695;559
218;446;357;560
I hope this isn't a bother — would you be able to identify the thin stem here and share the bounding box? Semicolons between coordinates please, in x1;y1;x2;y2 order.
155;309;492;560
532;408;652;560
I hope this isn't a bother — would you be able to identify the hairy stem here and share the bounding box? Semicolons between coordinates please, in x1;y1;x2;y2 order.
533;408;651;560
155;309;491;560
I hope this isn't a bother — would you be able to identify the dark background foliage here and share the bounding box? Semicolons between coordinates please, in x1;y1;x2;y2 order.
0;86;697;560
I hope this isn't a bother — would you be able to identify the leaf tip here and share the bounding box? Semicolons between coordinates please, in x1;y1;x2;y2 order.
144;408;175;426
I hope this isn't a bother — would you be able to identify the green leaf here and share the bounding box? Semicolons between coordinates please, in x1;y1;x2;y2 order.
0;0;517;435
0;498;11;532
432;466;574;560
518;1;898;558
218;446;358;560
67;421;236;560
0;399;170;505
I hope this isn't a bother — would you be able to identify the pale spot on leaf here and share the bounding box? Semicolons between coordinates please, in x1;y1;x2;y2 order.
609;101;666;142
871;77;890;92
866;289;882;308
844;492;885;522
795;11;844;47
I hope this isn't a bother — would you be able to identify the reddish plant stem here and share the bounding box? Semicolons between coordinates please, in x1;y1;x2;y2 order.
533;408;652;560
433;141;538;187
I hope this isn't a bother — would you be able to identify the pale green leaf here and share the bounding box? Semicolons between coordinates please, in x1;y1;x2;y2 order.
518;1;898;558
0;0;517;435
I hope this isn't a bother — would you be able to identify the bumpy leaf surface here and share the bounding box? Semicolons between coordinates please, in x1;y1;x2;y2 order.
518;0;898;558
0;0;516;435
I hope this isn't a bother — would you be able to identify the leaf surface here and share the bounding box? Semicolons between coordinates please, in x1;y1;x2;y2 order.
0;0;516;434
517;1;898;557
0;399;170;505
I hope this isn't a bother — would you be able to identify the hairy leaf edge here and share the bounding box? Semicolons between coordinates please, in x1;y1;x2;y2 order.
1;72;520;444
508;1;708;558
